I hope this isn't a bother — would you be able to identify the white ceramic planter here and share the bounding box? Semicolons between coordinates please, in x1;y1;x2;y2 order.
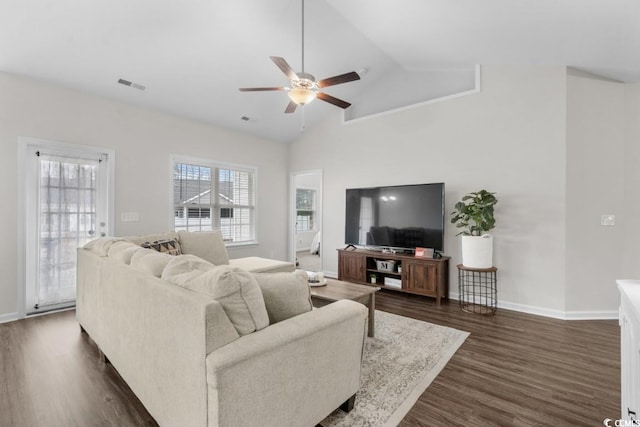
461;234;493;268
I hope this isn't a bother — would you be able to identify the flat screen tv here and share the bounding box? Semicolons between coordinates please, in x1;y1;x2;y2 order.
345;183;445;253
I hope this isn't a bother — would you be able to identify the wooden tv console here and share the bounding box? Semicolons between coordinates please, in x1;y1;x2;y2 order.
337;248;450;305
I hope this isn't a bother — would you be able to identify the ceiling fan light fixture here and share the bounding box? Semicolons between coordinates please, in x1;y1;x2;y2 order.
288;87;317;105
239;0;359;113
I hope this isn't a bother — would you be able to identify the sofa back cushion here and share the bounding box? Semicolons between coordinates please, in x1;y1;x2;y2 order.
161;254;216;286
181;266;269;336
83;237;122;256
108;241;144;264
252;271;313;323
178;231;229;266
130;249;174;277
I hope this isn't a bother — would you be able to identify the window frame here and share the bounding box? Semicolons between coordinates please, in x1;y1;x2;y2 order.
171;155;258;247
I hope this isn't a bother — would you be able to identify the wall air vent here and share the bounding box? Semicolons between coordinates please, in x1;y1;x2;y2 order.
117;78;146;91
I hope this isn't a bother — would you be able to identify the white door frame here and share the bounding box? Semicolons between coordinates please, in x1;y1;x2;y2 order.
17;137;115;318
289;169;323;272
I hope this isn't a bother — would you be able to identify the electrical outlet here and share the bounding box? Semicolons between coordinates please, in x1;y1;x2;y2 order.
601;214;615;226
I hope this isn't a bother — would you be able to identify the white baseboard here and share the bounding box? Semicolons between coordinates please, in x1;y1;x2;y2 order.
320;277;618;321
449;292;618;320
0;312;19;324
562;310;619;320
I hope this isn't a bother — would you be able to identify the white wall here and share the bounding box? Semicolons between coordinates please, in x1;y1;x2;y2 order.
3;66;635;321
566;75;626;313
623;83;640;280
0;72;289;321
290;65;569;315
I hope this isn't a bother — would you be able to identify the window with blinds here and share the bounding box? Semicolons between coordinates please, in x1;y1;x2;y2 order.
173;160;256;243
296;188;316;232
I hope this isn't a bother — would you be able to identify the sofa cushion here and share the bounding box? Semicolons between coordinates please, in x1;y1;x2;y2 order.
184;266;269;336
229;256;295;273
161;254;216;287
252;270;313;323
178;230;229;266
130;248;174;277
141;238;183;256
108;241;143;264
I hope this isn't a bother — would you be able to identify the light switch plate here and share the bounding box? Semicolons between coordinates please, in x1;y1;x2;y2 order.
121;212;139;222
601;214;615;226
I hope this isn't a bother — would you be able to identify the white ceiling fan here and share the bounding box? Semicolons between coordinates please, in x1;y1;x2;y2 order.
239;0;360;114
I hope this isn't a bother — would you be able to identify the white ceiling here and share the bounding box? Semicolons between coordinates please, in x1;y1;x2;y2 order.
1;0;639;143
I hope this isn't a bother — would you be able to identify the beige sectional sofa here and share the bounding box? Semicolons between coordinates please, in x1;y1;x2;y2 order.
76;231;368;427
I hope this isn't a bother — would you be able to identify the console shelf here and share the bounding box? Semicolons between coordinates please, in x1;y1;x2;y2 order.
338;248;450;305
366;268;402;277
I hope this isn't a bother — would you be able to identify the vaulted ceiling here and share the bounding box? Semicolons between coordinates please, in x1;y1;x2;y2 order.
1;0;638;143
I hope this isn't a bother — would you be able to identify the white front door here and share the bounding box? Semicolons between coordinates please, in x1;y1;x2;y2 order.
22;140;113;314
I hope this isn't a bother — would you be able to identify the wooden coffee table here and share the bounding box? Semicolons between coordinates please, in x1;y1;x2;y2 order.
309;279;380;337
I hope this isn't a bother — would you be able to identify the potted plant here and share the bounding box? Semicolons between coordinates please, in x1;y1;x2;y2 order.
450;189;498;268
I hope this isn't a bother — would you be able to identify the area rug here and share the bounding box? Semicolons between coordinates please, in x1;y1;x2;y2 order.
320;310;469;427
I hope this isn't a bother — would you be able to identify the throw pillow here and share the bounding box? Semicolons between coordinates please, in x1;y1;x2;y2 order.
123;232;180;246
141;238;182;256
177;230;229;266
185;266;269;335
252;270;313;324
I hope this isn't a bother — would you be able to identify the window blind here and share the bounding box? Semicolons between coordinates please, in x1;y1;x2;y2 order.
173;161;256;243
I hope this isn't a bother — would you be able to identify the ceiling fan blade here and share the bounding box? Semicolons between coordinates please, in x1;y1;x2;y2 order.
239;87;285;92
317;92;351;109
284;101;298;114
317;71;360;88
270;56;298;81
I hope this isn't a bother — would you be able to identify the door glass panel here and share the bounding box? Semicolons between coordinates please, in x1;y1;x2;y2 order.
36;155;98;308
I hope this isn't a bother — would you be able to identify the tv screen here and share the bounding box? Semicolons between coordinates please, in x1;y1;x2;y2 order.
345;183;445;252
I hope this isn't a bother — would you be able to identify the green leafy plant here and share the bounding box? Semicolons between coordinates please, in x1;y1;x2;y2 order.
450;190;498;236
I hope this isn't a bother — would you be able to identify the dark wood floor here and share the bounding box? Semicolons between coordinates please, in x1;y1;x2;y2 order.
0;291;619;427
0;309;156;427
376;292;620;427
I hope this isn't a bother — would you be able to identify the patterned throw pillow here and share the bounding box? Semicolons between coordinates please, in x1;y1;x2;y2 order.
141;238;183;256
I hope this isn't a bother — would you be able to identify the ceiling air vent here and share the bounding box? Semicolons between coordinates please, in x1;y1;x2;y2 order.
118;78;146;91
240;116;257;124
